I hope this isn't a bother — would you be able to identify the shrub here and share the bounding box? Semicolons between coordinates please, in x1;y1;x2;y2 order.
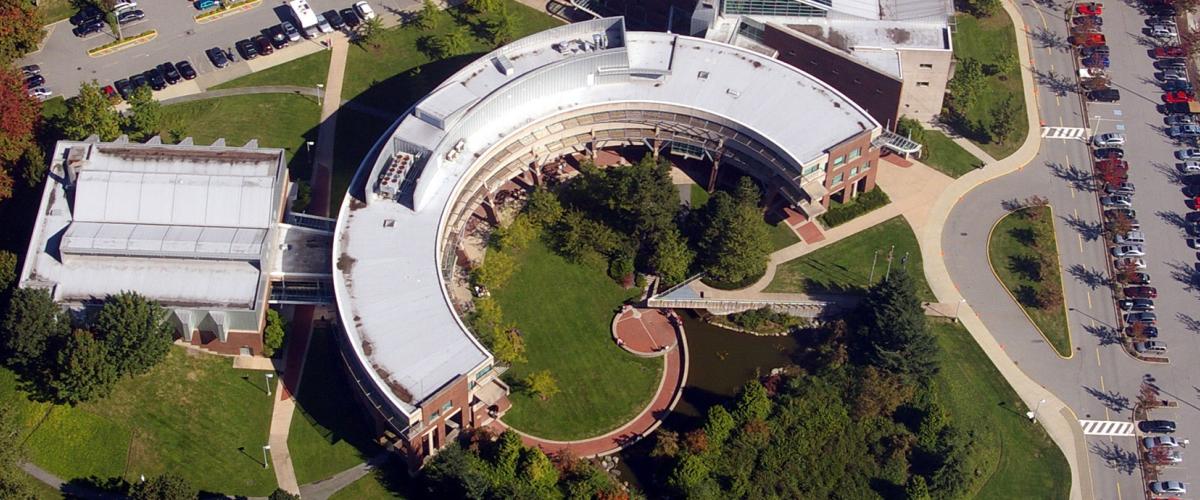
819;188;890;228
263;309;286;357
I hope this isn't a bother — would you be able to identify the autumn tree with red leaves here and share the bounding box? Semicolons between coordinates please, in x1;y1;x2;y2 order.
0;0;43;66
0;66;41;201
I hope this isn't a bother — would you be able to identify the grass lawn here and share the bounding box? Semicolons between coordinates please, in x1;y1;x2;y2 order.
952;12;1028;160
491;238;661;440
766;216;933;301
689;184;709;208
288;328;380;485
931;320;1071;499
768;221;799;252
0;348;277;496
213;50;331;90
987;207;1072;356
26;472;63;499
921;128;985;178
38;0;78;24
162;93;320;181
328;468;410;500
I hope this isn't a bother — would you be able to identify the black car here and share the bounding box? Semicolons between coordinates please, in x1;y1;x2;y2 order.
1080;45;1109;57
130;73;149;90
235;39;258;60
340;8;360;28
1088;89;1121;102
1139;420;1177;433
177;60;197;80
268;25;288;49
24;74;44;88
322;10;346;30
69;5;103;25
117;9;145;25
1093;148;1124;159
207;47;229;68
1073;15;1102;26
72;18;105;38
1162;102;1197;114
254;35;274;56
1164;80;1194;92
1127;325;1159;337
1147;5;1177;16
21;64;40;76
159;62;181;84
114;79;132;100
143;68;166;90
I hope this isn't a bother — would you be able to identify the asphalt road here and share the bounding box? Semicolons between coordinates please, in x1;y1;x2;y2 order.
943;0;1200;497
18;0;419;98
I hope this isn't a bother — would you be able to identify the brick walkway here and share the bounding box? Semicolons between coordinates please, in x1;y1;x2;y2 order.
491;320;687;457
613;307;677;356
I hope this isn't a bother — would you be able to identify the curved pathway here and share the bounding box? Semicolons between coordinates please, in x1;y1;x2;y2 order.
613;306;678;356
491;314;687;457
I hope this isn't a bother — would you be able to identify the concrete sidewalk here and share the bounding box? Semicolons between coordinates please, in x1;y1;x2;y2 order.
310;36;349;218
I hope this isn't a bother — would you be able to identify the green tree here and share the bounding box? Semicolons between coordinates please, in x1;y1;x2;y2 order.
496;214;538;252
94;291;173;377
490;326;526;365
668;454;713;496
124;86;162;141
263;309;286;357
1;287;71;371
856;271;939;383
471;250;516;290
485;4;517;46
416;0;441;30
651;429;681;458
129;473;196;500
17;144;45;188
267;489;300;500
49;329;119;404
524;187;562;227
358;16;384;47
965;0;1000;16
62;81;122;141
947;58;986;109
905;474;932;500
733;379;771;423
990;96;1018;144
525;369;559;400
0;0;43;66
468;0;501;13
516;447;558;496
0;250;16;291
695;179;772;286
440;25;471;57
649;227;693;286
703;405;736;448
420;445;492;498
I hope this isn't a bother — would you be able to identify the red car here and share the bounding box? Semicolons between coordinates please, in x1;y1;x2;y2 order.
1125;286;1158;299
1097;159;1130;171
1076;2;1102;15
1164;91;1196;103
101;85;117;99
1070;33;1106;46
1155;46;1186;58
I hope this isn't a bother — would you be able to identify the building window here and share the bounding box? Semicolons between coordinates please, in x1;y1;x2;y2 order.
862;162;872;171
851;167;860;176
833;155;845;166
428;409;441;422
916;82;931;87
802;163;821;176
441;401;453;412
848;147;861;160
832;173;844;184
920;63;934;69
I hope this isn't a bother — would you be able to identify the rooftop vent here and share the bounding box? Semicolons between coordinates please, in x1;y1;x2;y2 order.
697;71;710;80
726;88;741;98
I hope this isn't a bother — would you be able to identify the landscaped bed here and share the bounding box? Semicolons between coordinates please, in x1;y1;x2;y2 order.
987;205;1071;356
491;238;661;440
898;118;985;178
818;187;890;228
950;11;1027;160
0;348;277;496
766;216;933;301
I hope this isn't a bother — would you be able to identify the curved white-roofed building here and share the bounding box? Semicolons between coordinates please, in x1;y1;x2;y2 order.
333;17;881;467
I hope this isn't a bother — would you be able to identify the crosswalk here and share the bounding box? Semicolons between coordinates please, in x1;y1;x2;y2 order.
1041;126;1091;141
1080;419;1136;437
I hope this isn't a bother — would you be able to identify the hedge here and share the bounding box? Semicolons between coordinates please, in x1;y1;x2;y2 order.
818;187;890;228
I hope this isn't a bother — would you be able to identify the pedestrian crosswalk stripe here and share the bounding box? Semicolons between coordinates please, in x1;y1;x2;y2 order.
1041;127;1090;141
1080;419;1135;436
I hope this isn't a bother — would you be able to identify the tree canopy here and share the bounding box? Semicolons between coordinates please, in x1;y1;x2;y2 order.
855;271;939;383
0;0;43;66
93;291;173;376
693;177;772;287
62;81;122;141
1;287;71;371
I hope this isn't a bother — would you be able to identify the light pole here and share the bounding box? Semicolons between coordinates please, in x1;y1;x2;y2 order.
1026;399;1046;421
265;373;274;396
868;249;879;284
316;83;324;106
954;298;966;323
262;445;271;469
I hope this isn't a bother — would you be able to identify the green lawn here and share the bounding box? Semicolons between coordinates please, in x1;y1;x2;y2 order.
766;216;933;301
25;472;63;499
162;93;320;181
213;50;332;90
952;12;1028;160
768;221;799;252
931;320;1071;499
39;0;79;24
921;128;985;178
328;468;410;500
288;328;380;485
491;238;661;440
988;207;1071;356
0;348;277;496
689;184;710;208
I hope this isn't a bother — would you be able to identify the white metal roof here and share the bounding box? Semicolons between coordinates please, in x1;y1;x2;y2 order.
333;18;879;418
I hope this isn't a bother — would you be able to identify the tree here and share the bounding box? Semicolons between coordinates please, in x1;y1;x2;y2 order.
905;474;932;500
990;96;1018;144
1034;271;1064;309
468;0;501;14
947;58;986;109
1;287;71;371
0;0;43;66
129;473;196;500
62;81;122;141
0;68;40;163
485;4;517;46
0;250;16;291
0;404;34;500
17;143;45;188
268;489;300;500
650;429;681;458
964;0;1000;16
733;380;771;423
855;270;940;383
694;179;772;286
525;369;559;400
440;25;471;57
524;187;562;227
49;329;119;404
495;214;538;252
471;250;516;290
416;0;441;30
358;16;384;47
490;326;526;366
649;227;694;286
516;447;558;496
852;365;915;419
263;309;286;357
703;401;736;447
124;86;162;141
94;291;173;377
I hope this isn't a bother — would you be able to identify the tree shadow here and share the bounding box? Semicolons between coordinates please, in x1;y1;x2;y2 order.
1061;213;1103;241
1167;260;1200;293
1032;68;1078;96
1047;161;1096;192
1068;263;1111;289
1154;161;1188;185
1001;198;1024;211
1084;385;1131;412
1089;441;1139;475
1031;27;1068;50
1083;322;1123;346
1015;284;1041;307
1156;210;1191;233
1008;226;1037;246
1008;253;1043;281
1177;312;1200;334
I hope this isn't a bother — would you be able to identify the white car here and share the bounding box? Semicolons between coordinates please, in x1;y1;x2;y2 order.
354;1;376;20
1100;195;1132;207
281;21;301;42
1144;436;1182;449
1093;132;1126;147
1188;238;1200;249
112;0;137;12
1111;245;1145;257
316;14;334;33
27;87;51;99
1149;480;1186;495
1151;25;1179;38
1115;257;1147;269
1176;148;1200;160
1179;161;1200;173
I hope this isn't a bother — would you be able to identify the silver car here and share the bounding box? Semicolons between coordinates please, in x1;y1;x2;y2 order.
1101;195;1133;207
1149;480;1186;494
1111;244;1144;257
1144;436;1182;448
1176;148;1200;160
1093;132;1126;147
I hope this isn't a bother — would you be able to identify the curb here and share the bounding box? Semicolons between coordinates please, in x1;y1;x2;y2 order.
194;0;262;24
87;30;157;57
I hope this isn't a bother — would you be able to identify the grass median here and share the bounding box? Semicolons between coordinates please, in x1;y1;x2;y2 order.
952;12;1028;160
987;206;1072;356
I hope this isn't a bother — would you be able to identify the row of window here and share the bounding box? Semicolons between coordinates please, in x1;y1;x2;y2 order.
831;147;862;167
830;164;868;185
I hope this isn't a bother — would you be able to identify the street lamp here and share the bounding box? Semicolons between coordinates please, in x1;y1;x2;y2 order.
316;83;324;106
1026;399;1046;421
954;298;966;323
306;140;315;167
262;445;271;469
265;373;274;396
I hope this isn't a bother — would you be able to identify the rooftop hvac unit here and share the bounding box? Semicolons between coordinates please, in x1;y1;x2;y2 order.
376;151;414;200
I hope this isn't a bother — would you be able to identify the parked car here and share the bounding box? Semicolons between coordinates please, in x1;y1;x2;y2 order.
1167;115;1197;127
1105;182;1135;195
1125;286;1158;299
1114;230;1144;243
129;73;148;90
282;21;301;41
195;0;220;10
1170;125;1200;138
1145;436;1182;448
69;5;103;25
354;1;377;20
1076;2;1102;15
72;18;105;38
1115;257;1147;269
1093;132;1125;147
20;65;39;77
254;35;274;56
1180;161;1200;173
1129;272;1152;285
206;47;229;68
1165;91;1195;104
1148;480;1186;494
117;9;144;25
1070;33;1106;46
1127;325;1159;337
1160;69;1189;81
1148;4;1177;16
1130;299;1156;311
1136;341;1168;354
340;8;360;28
27;87;51;99
316;13;334;33
1147;448;1184;464
1106;207;1136;219
1150;25;1179;38
1088;88;1121;102
1111;244;1144;257
235;39;258;60
1083;54;1110;68
1081;45;1109;57
1156;58;1187;70
323;10;345;30
1155;45;1186;58
114;79;132;99
1102;195;1134;208
1073;15;1102;26
111;0;137;12
1164;80;1194;92
143;68;166;90
1188;238;1200;248
1094;147;1124;159
176;60;197;80
24;74;44;88
269;25;288;49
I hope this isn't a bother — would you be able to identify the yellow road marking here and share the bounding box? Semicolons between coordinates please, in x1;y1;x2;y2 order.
1116;481;1122;500
1087;290;1093;309
1095;347;1101;367
1078;233;1084;252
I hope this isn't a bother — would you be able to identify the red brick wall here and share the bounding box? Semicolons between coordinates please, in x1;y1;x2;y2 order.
398;375;471;469
821;130;880;207
188;330;263;356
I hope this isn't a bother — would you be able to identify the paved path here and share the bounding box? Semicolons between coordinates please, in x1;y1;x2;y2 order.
267;305;316;494
297;452;390;500
492;318;687;457
19;462;121;499
613;307;678;356
310;36;349;218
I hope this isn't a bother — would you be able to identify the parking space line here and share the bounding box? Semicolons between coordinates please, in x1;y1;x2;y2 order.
1078;233;1084;253
1095;347;1101;367
1087;290;1092;309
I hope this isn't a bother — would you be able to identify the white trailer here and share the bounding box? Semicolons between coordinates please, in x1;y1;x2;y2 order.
288;0;320;38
